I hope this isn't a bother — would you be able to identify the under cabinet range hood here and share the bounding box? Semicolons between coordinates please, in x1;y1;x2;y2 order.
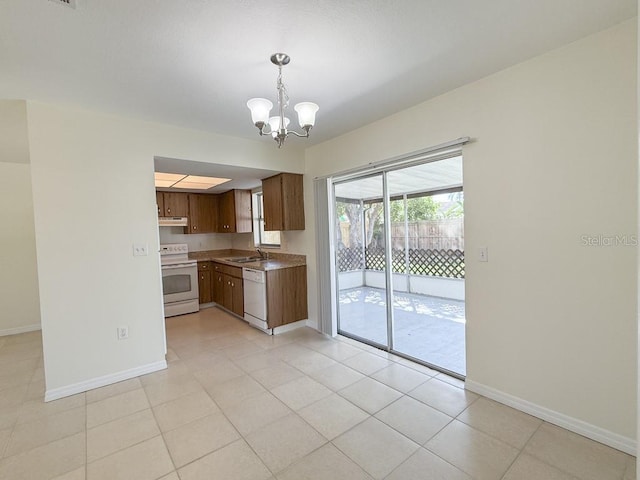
158;217;188;227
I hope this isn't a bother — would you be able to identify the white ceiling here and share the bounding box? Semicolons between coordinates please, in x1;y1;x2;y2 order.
1;1;636;148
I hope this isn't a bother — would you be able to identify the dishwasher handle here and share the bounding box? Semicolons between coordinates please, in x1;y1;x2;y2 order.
243;268;266;283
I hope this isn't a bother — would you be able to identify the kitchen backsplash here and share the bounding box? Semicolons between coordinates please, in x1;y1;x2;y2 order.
159;227;233;251
160;228;302;255
231;231;294;253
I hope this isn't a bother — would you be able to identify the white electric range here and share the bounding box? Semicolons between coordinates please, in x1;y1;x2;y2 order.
160;244;199;317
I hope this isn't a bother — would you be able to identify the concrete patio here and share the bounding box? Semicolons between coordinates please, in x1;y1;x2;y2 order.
338;286;466;376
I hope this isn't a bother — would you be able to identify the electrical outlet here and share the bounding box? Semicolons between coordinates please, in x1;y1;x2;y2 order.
478;247;488;262
133;244;148;256
117;327;129;340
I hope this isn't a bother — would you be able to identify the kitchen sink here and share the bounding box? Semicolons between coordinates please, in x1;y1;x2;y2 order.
226;256;263;264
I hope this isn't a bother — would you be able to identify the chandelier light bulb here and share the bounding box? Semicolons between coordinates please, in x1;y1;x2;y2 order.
246;98;273;126
294;102;319;128
269;116;290;138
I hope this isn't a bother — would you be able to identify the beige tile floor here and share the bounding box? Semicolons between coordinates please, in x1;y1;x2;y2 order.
0;307;636;480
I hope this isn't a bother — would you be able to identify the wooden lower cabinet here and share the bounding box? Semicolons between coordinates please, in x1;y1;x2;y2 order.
223;273;244;317
197;262;212;304
198;271;212;304
266;265;307;329
212;262;243;317
213;271;224;305
209;261;307;328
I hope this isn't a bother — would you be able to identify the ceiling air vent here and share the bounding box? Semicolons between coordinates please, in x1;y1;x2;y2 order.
49;0;77;9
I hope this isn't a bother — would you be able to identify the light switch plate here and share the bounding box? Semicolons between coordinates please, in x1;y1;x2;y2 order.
478;247;488;262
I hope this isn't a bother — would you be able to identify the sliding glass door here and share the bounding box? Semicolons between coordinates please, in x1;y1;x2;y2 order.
333;155;466;377
335;174;389;349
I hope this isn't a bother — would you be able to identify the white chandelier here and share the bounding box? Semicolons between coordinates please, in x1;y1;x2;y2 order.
247;53;319;148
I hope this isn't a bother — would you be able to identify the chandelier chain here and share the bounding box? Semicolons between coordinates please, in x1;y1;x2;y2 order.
276;66;290;109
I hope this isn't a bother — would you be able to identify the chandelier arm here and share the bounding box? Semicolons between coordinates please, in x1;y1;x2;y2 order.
258;123;274;136
288;129;310;138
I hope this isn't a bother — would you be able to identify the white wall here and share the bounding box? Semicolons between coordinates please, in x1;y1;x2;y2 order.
637;5;640;467
24;101;304;398
301;20;638;448
0;100;40;335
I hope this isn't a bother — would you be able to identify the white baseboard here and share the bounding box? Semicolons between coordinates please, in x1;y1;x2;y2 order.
0;324;41;337
273;319;307;335
465;380;636;456
45;360;167;402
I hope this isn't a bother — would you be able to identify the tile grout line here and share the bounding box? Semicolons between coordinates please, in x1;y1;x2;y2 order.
512;421;598;480
497;420;545;480
170;345;276;478
140;376;180;480
0;349;46;462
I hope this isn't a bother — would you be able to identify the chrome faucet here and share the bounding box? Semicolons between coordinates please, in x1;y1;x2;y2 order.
256;248;267;260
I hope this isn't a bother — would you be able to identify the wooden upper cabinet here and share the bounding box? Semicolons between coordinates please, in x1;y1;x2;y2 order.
261;175;283;231
188;194;218;234
218;190;234;232
162;192;189;217
262;173;305;231
218;189;252;233
155;191;164;216
234;190;252;233
157;189;251;234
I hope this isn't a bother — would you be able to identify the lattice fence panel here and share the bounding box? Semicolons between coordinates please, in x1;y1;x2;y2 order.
337;247;364;272
339;247;464;278
364;247;464;278
408;248;465;278
364;248;406;273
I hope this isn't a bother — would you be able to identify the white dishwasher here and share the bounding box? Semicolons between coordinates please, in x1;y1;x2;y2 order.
243;268;269;333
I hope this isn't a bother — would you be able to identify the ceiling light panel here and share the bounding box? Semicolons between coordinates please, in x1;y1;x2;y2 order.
154;172;186;188
172;181;217;190
155;180;179;187
183;175;231;187
154;172;231;190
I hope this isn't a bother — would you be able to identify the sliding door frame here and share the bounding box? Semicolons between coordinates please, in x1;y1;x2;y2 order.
330;146;467;379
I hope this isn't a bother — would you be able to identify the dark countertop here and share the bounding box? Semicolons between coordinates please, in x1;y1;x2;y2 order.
189;249;306;271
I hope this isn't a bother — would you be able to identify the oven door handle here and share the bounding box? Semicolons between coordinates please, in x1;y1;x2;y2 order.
162;263;197;270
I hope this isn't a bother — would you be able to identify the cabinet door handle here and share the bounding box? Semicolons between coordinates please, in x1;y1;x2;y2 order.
231;282;234;287
167;208;171;214
201;275;204;280
227;281;231;285
193;226;197;230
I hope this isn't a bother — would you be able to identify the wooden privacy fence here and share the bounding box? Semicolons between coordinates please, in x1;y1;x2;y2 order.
390;218;464;250
340;219;464;251
337;247;465;279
